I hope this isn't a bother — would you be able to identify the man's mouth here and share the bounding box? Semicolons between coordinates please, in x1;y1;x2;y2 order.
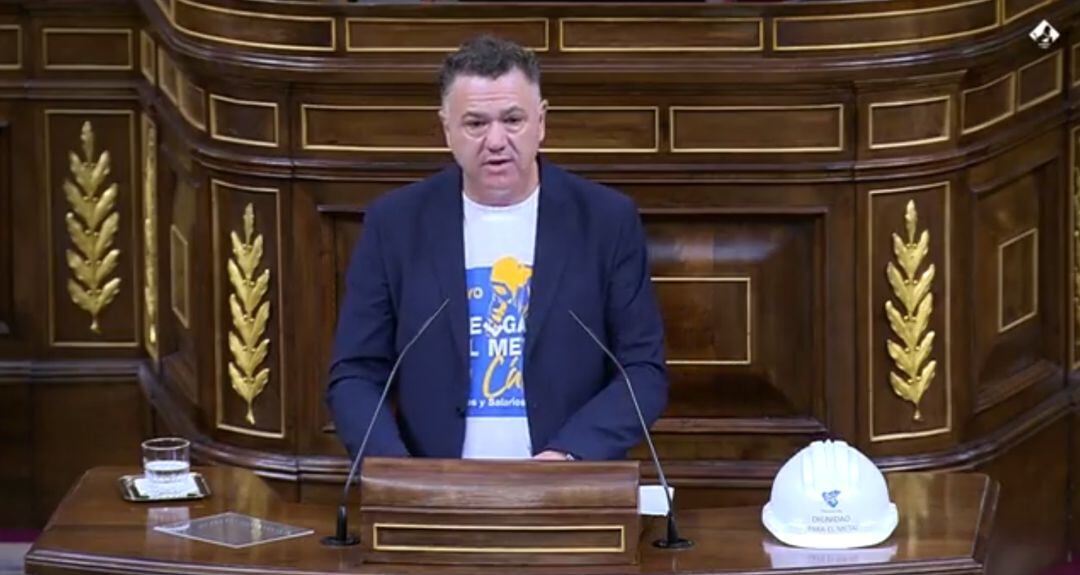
484;158;511;167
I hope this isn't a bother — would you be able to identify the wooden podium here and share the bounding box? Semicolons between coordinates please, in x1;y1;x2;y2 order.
25;465;998;575
358;458;641;565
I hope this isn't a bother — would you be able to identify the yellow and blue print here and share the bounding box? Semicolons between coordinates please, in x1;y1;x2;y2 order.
466;256;531;417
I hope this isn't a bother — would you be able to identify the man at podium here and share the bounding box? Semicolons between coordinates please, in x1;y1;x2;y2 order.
327;35;668;464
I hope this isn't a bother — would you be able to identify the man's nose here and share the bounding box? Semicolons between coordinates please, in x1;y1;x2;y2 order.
485;121;508;150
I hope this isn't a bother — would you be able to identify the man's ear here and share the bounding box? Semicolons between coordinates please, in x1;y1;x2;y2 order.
537;98;547;143
438;106;451;145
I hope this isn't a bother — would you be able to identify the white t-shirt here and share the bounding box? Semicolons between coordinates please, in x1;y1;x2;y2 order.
460;187;539;459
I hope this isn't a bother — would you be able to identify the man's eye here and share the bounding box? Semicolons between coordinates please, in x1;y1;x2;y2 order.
505;117;523;126
466;120;485;129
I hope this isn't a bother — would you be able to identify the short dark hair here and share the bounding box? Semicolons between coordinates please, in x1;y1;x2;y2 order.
438;35;541;100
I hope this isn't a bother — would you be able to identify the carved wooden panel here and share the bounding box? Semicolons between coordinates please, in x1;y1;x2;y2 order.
961;72;1015;135
772;0;997;52
0;119;9;335
347;18;548;52
172;0;335;53
559;18;761;53
1016;50;1063;112
1002;0;1059;24
178;75;206;131
973;170;1051;411
645;213;823;423
209;94;279;148
45;110;138;348
139;30;154;85
1073;126;1080;370
865;181;951;442
0;25;21;70
669;105;845;154
211;179;286;439
868;95;952;150
41;28;133;71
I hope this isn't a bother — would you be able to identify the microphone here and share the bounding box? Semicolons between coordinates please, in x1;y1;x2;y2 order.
569;310;693;550
321;298;451;547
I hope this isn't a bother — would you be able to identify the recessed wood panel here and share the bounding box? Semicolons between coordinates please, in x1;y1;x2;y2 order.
868;96;951;150
670;105;844;153
45;110;138;348
42;28;132;71
866;182;951;441
0;25;22;70
545;107;657;153
999;229;1038;332
1072;43;1079;89
178;75;206;131
974;172;1046;403
157;48;179;106
139;30;155;85
654;279;751;365
1002;0;1057;23
644;212;822;421
961;73;1015;135
210;95;279;148
302;105;444;152
173;0;335;52
347;18;547;52
560;18;761;52
1017;50;1062;112
0;123;9;335
211;180;286;439
773;0;997;52
169;225;190;329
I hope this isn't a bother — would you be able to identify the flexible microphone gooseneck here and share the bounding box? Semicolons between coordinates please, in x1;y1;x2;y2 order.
569;310;693;550
321;298;450;547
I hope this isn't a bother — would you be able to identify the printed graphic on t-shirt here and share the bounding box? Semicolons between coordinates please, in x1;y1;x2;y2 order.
466;256;531;417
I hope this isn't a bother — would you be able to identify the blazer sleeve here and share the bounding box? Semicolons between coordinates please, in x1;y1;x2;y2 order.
543;201;669;460
326;207;411;459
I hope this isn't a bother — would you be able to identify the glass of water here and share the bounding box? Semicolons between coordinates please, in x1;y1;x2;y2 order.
142;437;191;489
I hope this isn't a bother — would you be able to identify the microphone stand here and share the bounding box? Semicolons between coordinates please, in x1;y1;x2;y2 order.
321;298;450;547
570;310;693;550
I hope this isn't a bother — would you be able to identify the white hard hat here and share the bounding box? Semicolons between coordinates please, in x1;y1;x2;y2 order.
762;439;898;549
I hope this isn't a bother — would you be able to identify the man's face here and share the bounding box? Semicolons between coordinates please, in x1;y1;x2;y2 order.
440;69;546;204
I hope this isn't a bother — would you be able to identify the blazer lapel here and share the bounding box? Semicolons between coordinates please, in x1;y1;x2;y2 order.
526;160;571;361
423;168;469;374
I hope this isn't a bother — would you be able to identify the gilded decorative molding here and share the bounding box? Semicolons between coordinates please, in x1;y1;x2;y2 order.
884;200;937;421
227;204;271;425
63;121;122;333
142;117;158;358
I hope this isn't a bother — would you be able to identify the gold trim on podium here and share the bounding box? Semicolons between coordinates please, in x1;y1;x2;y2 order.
372;523;626;554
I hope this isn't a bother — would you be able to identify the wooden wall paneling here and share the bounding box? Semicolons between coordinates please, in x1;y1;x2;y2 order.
210;177;288;445
1071;124;1080;370
30;368;149;526
862;180;954;452
0;377;32;527
44;109;140;351
967;133;1064;431
0;109;11;338
293;179;406;457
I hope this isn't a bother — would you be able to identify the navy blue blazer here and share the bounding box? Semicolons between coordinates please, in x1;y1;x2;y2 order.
326;159;668;461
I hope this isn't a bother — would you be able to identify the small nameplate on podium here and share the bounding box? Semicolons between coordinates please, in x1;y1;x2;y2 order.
359;457;641;566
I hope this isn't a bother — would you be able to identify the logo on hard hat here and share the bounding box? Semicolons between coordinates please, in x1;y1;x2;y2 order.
822;490;841;509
